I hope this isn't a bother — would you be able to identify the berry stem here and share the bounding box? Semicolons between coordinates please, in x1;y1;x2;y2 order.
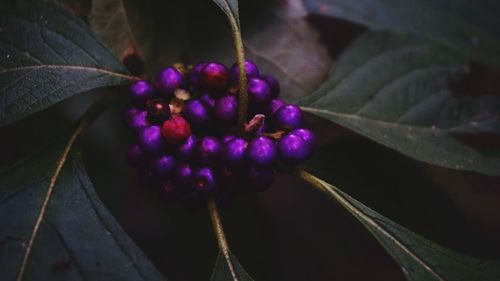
207;199;240;281
15;95;117;281
221;2;249;128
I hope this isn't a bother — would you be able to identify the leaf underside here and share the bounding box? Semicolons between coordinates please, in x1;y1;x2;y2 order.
305;172;500;281
210;250;254;281
0;0;131;127
300;31;500;175
0;144;166;281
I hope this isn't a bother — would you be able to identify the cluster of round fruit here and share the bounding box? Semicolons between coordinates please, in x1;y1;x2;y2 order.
123;60;315;211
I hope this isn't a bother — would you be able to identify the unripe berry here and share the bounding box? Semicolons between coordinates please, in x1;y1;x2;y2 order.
197;136;222;164
193;167;217;193
290;128;316;155
248;136;277;166
223;137;248;165
261;74;280;98
200;62;229;92
138;125;167;154
275;104;303;129
176;134;198;160
156;67;184;97
146;99;170;123
277;133;309;164
230;59;259;82
248;77;271;103
130;80;157;106
215;95;238;124
182;99;212;129
161;115;191;144
152;154;177;176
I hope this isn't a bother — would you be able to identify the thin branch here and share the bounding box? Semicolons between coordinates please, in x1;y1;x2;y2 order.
15;94;118;281
208;199;239;281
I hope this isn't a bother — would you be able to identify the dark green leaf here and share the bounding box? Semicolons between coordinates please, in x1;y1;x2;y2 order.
303;171;500;281
210;250;254;281
304;0;500;67
300;31;500;175
0;0;134;127
0;144;166;281
89;0;154;65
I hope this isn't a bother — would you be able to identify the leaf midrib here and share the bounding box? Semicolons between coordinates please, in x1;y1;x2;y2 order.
0;65;137;81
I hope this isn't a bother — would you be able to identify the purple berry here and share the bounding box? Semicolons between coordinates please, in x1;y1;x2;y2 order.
261;74;280;98
291;128;316;154
127;144;145;167
193;167;217;193
126;110;150;132
277;133;309;164
183;99;212;129
248;136;277;166
199;62;229;92
215;95;238;124
248;77;271;103
176;134;198;160
130;80;157;106
221;135;236;144
197;136;222;164
156;67;184;97
247;166;275;192
200;92;216;109
138;125;166;153
230;60;259;82
175;162;194;188
267;99;286;116
275;104;303;129
152;154;177;176
223;137;248;165
146;99;170;123
189;63;207;88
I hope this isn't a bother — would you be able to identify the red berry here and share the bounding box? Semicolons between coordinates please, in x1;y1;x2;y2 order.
161;115;191;144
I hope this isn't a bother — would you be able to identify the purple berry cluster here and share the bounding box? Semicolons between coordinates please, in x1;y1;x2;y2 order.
123;60;315;211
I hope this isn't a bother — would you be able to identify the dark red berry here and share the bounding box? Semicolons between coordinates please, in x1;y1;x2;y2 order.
200;62;229;92
146;99;171;123
156;67;184;97
275;104;303;129
248;136;277;166
161;115;191;144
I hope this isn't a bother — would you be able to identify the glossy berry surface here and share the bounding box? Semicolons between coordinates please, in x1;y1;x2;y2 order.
248;136;277;166
123;61;315;211
156;67;184;96
275;104;303;129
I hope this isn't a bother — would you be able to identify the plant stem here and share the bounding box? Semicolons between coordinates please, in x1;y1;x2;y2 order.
208;199;239;281
15;94;118;281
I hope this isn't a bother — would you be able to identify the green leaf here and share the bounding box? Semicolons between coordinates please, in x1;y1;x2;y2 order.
301;171;500;281
89;0;154;65
210;250;254;281
300;31;500;175
0;144;166;281
0;0;135;127
304;0;500;67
